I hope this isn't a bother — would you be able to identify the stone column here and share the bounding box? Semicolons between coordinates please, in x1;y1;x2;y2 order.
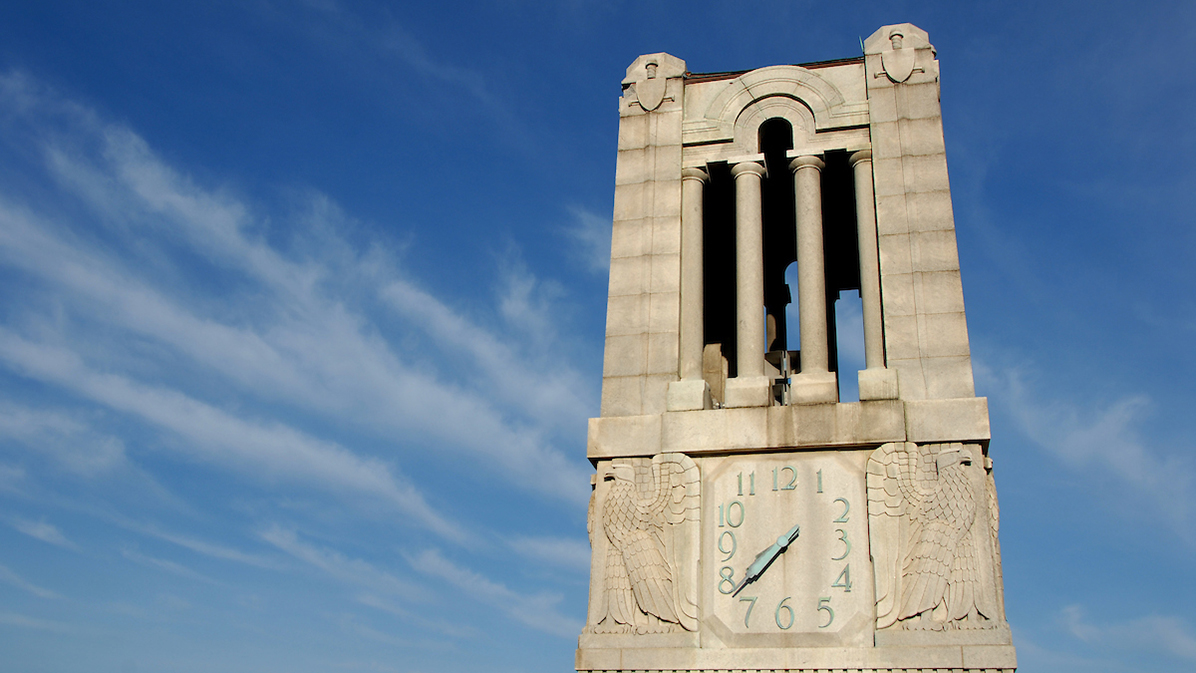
667;167;712;411
789;154;838;403
851;149;900;400
724;159;771;408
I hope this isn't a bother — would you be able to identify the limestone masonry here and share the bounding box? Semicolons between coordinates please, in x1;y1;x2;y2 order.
579;23;1017;673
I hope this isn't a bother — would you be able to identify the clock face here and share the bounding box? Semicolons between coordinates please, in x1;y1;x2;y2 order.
701;450;873;646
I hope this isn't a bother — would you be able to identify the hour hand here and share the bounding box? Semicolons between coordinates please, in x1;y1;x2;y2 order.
731;523;800;597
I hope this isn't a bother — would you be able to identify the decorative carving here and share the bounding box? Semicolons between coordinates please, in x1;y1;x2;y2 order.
621;53;684;114
878;30;922;83
867;442;1004;631
589;453;700;633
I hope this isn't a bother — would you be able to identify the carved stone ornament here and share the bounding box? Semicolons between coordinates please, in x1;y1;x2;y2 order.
635;62;667;112
867;442;1005;631
879;30;916;83
621;52;685;113
588;453;700;634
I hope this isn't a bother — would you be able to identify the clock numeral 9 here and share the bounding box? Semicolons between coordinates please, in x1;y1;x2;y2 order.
717;530;736;562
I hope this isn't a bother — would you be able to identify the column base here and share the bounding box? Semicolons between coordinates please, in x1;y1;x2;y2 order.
791;371;838;404
666;378;711;411
723;376;772;408
859;367;900;400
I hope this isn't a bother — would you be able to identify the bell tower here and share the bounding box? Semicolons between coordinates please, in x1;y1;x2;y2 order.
580;23;1016;673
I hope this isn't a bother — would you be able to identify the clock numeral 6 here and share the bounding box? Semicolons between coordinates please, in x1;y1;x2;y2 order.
818;597;834;628
775;596;795;630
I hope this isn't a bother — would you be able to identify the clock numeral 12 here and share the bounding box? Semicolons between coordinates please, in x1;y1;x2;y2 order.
771;466;797;491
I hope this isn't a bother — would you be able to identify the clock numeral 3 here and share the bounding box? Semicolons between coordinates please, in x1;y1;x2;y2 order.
831;528;850;561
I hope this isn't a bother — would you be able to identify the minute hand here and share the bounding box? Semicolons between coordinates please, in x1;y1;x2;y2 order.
731;523;800;597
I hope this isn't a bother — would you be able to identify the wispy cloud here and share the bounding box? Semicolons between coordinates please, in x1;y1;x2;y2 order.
121;547;221;585
507;535;591;575
977;361;1195;539
564;206;612;276
0;611;71;632
261;525;423;602
0;563;62;599
407;548;583;638
10;517;76;549
1061;605;1196;662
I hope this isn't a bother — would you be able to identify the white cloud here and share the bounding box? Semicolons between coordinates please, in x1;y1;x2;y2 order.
0;401;126;476
565;206;612;276
124;522;278;570
121;547;221;585
977;361;1195;539
0;611;71;632
507;535;591;574
0;78;591;508
1061;605;1196;661
11;517;76;549
0;563;62;599
407;548;583;638
0;330;465;542
261;525;423;602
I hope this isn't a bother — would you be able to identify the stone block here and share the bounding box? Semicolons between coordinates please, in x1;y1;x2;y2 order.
611;181;647;221
904;152;951;192
649;144;682;182
586;414;661;459
889;358;927;400
602;334;646;377
641;373;673;416
916;270;965;314
963;643;1019;669
648;253;680;293
616;113;648;150
872;157;907;197
907;189;955;232
665;378;710;412
910;229;962;272
724;375;772;408
606;255;645;297
647;291;678;333
874;193;910;235
649;108;683;143
604;294;647;336
899;116;946;156
878;233;912;274
599;375;642;417
923;355;977;399
651;178;683;218
650;216;681;255
880;272;915;316
870;120;903;159
858;366;900;400
645;331;679;375
921;311;971;358
791;370;838;404
897;80;945;120
869;88;899;123
905;397;990;443
613;148;650;184
883;314;920;360
609;218;648;259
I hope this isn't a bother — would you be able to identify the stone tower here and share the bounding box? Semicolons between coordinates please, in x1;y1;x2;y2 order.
578;23;1017;673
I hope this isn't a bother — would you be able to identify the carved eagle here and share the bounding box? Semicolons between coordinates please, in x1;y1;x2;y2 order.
867;442;1001;630
590;453;699;634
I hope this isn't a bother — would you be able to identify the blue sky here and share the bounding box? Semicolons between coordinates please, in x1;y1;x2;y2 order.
0;1;1192;672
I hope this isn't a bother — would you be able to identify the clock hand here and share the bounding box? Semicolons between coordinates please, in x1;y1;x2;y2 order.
731;523;800;597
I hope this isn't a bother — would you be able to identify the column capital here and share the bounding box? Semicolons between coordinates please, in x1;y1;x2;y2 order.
849;149;873;167
681;166;710;182
730;160;766;179
788;154;825;172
